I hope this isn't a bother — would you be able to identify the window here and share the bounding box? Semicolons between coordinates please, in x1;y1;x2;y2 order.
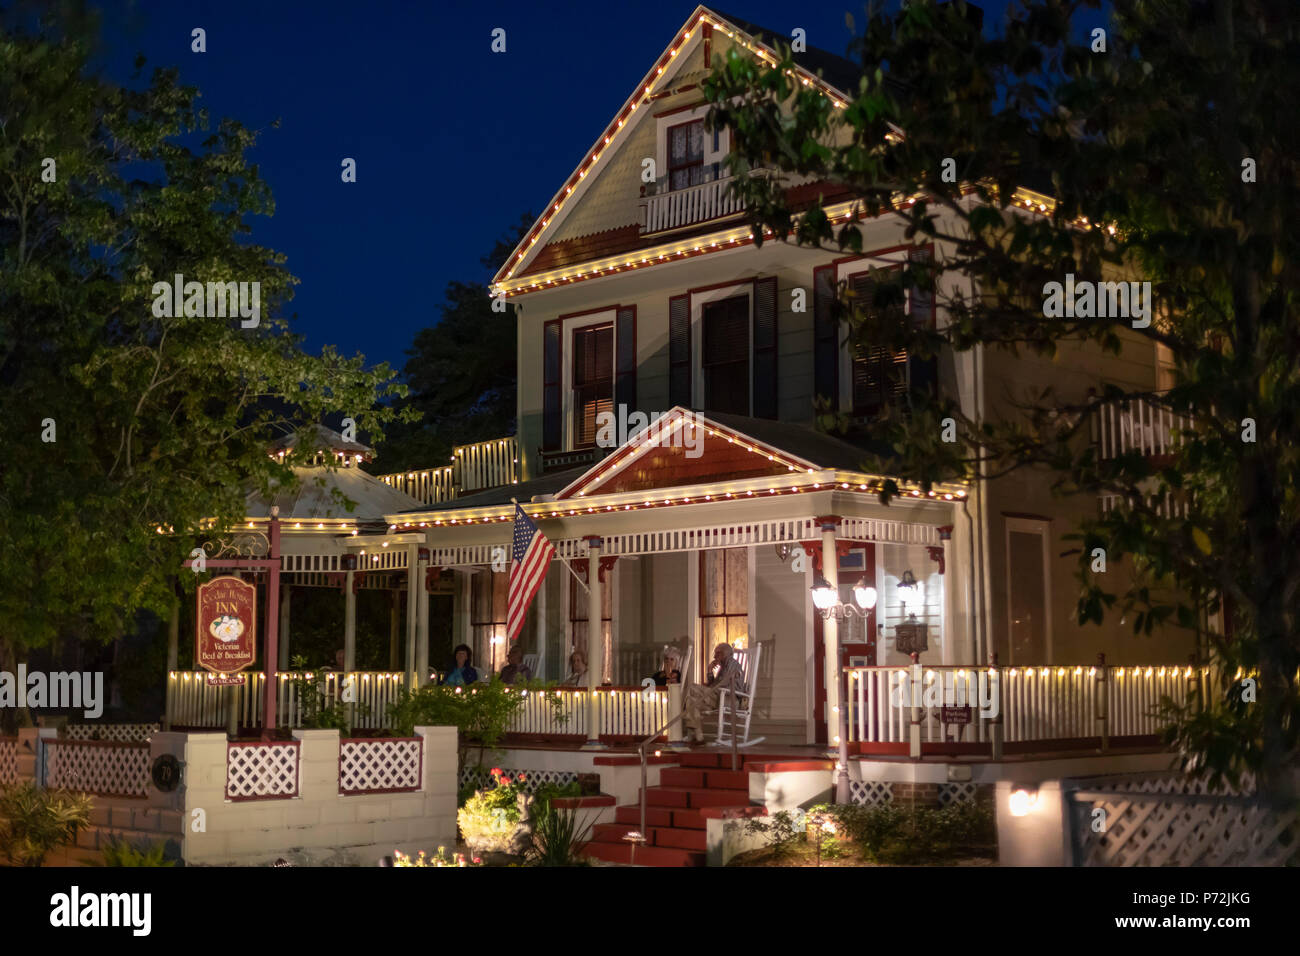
470;570;508;674
848;269;909;415
668;119;707;190
702;295;750;414
572;322;613;448
570;570;612;682
1004;518;1052;665
699;548;748;683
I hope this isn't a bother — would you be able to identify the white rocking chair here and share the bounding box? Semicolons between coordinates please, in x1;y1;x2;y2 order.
712;644;765;748
522;653;541;679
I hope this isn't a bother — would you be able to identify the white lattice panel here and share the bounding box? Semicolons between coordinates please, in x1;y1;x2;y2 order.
226;743;300;800
939;782;981;805
45;742;150;797
64;723;159;743
0;737;16;787
339;738;422;793
849;781;894;806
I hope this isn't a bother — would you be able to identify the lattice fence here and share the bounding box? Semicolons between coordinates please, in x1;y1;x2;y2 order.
0;737;16;787
849;780;894;806
64;723;159;743
339;738;422;794
459;766;578;794
939;782;982;806
226;742;300;800
44;741;150;798
1068;773;1298;866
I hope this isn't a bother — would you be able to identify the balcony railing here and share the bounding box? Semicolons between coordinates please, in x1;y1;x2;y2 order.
1094;397;1190;459
641;175;746;234
377;435;518;505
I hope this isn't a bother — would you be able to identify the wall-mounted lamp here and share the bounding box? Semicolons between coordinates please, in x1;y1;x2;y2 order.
811;576;878;619
1008;787;1039;817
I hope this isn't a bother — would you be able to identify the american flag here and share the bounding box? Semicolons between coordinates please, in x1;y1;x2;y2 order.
507;503;555;644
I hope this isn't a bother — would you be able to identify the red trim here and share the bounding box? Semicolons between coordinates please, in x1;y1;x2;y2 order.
688;276;757;296
654;100;706;118
337;736;424;795
558;303;623;322
828;242;931;270
592;754;680;766
225;739;301;802
1001;511;1052;521
45;738;150;750
552;794;616;809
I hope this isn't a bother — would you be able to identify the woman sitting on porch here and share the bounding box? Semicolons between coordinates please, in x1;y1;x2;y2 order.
561;650;588;686
651;648;682;686
683;643;744;743
440;644;478;686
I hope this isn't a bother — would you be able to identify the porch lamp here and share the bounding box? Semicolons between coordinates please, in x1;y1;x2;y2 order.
811;576;838;611
853;579;878;610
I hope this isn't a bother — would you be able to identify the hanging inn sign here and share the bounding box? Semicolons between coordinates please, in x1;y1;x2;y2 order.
196;576;257;685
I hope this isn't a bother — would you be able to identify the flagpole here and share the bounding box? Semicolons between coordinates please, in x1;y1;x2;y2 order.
514;498;588;594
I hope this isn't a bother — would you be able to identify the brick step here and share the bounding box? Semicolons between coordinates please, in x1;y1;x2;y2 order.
674;752;798;769
592;823;708;852
582;841;704;867
614;804;709;830
659;767;749;790
643;786;753;810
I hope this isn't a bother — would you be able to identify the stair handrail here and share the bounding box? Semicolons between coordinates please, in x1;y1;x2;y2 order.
635;709;686;852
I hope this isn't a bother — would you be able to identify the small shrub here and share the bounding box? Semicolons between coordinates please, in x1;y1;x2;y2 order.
458;769;529;855
0;782;94;867
526;803;593;867
393;847;482;867
529;781;582;818
90;836;175;867
816;799;996;864
742;810;805;858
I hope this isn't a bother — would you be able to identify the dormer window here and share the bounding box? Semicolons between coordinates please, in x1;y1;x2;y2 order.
668;119;709;190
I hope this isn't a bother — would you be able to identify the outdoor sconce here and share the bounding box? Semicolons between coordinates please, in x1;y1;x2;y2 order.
897;569;923;614
775;542;794;564
811;576;878;619
1008;788;1039;817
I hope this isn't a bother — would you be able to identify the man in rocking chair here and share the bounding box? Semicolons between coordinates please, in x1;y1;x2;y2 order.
683;643;744;744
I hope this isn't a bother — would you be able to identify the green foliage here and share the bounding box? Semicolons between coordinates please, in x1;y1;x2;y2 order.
458;780;529;855
703;0;1300;801
387;677;567;767
0;782;94;867
286;655;368;732
814;799;996;864
90;836;175;867
0;4;414;658
526;803;594;867
530;781;582;817
742;810;805;859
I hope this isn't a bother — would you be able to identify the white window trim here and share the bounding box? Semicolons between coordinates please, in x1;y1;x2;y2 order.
689;282;753;414
835;252;912;414
655;105;729;189
560;309;618;451
691;546;755;685
1004;517;1053;665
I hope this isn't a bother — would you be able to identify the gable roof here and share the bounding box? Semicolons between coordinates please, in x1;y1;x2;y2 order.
490;5;856;297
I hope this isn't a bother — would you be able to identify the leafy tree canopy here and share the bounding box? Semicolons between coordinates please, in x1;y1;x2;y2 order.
703;0;1298;798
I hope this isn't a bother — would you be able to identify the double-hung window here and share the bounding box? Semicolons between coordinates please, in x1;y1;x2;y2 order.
571;322;614;448
701;294;750;415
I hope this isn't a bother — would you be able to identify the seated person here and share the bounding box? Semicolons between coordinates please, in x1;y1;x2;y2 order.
439;644;478;686
651;647;683;686
561;650;588;686
499;645;532;684
682;643;745;743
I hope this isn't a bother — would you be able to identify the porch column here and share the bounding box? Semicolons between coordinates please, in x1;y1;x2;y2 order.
415;548;431;687
164;595;179;732
819;515;850;804
405;544;419;687
582;536;607;750
277;583;292;670
388;590;400;670
344;559;357;729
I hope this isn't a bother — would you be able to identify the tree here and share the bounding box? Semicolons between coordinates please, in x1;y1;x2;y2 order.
703;0;1298;801
370;213;531;474
0;4;408;678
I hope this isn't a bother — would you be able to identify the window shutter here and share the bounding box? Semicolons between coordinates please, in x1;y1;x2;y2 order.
616;306;636;412
753;276;778;419
813;266;838;407
542;319;562;451
669;294;691;407
907;247;938;403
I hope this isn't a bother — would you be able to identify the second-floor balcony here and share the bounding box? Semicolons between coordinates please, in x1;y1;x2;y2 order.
377;436;518;506
1093;396;1191;460
640;175;746;234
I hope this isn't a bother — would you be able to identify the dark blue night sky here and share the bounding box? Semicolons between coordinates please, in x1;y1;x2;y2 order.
96;0;1020;376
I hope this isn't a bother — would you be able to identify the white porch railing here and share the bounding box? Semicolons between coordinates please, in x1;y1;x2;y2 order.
507;686;672;739
168;671;412;730
643;176;745;233
377;436;518;504
1095;398;1190;459
846;664;1198;754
